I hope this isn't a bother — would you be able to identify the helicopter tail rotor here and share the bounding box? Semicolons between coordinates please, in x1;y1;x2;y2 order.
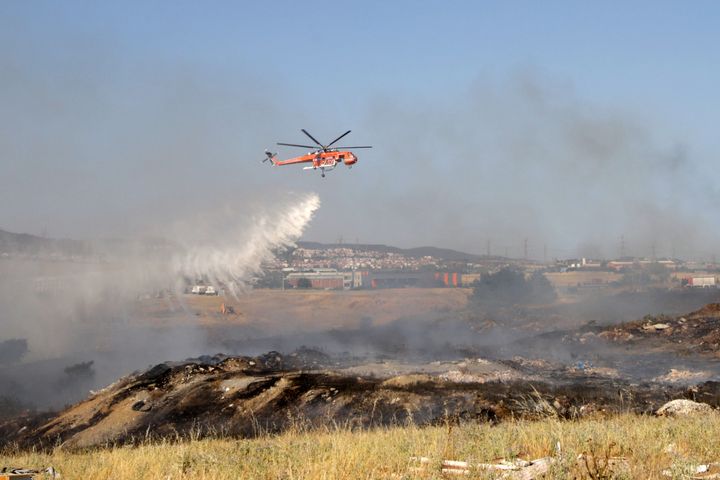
263;150;277;165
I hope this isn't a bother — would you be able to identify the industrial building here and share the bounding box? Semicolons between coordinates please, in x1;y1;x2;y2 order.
284;269;467;290
362;271;465;288
285;270;362;290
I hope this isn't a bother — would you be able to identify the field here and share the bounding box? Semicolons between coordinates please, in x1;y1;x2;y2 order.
138;288;473;331
3;415;720;479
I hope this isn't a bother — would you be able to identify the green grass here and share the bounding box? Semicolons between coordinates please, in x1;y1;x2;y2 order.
2;414;719;479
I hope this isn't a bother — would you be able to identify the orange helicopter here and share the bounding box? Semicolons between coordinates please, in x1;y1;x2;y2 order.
263;129;372;177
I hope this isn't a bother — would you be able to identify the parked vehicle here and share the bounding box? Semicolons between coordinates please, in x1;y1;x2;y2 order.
685;276;717;288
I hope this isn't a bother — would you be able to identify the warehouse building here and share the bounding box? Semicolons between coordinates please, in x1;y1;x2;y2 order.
286;270;362;290
363;271;464;288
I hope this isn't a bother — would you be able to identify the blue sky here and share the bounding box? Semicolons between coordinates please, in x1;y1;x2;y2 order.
1;1;719;258
4;1;719;133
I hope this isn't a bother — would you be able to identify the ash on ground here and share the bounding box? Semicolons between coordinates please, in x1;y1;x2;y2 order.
4;302;720;450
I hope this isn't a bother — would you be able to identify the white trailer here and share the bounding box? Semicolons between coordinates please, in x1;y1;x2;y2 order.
689;276;717;288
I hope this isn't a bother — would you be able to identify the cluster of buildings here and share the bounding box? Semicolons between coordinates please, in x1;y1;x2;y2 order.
282;269;477;290
554;257;720;273
556;257;680;271
262;245;502;291
288;247;440;271
257;243;720;292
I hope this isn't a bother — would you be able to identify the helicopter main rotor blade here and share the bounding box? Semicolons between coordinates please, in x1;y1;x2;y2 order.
334;146;373;149
326;130;352;148
277;143;317;149
301;129;325;148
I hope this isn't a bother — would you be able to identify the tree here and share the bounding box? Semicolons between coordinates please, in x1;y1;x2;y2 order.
296;277;313;289
472;268;556;306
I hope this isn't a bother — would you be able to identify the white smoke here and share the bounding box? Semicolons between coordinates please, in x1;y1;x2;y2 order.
170;192;320;296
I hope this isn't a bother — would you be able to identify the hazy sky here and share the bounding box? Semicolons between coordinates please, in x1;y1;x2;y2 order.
2;1;720;259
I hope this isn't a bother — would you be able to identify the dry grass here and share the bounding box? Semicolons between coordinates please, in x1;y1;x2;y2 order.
132;288;472;331
3;414;720;479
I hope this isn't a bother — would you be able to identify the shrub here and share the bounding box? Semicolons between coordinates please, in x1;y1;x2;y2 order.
472;268;556;306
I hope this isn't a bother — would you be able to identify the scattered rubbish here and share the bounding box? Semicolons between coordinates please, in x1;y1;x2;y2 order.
644;323;671;331
409;456;554;478
604;304;720;354
0;466;59;479
663;462;720;478
575;360;594;370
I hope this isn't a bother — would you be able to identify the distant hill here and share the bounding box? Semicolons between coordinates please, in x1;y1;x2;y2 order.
0;228;177;259
296;241;505;263
0;228;503;263
0;228;90;256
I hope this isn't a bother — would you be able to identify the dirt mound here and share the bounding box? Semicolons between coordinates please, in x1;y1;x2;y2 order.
601;303;720;354
0;350;706;451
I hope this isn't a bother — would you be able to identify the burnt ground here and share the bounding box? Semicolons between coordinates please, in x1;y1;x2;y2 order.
0;348;711;451
601;302;720;354
3;297;720;451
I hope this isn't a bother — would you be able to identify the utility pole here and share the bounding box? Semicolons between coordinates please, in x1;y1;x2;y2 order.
651;242;657;261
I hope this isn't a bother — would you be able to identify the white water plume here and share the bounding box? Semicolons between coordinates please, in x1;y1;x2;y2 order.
171;193;320;296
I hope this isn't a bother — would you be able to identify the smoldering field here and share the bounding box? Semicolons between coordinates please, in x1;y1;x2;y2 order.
5;270;720;450
3;197;720;450
2;220;720;424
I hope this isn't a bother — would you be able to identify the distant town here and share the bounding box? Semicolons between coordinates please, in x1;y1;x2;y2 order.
253;242;720;292
2;228;718;294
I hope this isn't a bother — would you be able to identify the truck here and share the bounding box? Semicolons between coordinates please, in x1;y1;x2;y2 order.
686;276;717;288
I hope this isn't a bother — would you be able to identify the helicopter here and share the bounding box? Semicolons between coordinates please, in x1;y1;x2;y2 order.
263;129;372;177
